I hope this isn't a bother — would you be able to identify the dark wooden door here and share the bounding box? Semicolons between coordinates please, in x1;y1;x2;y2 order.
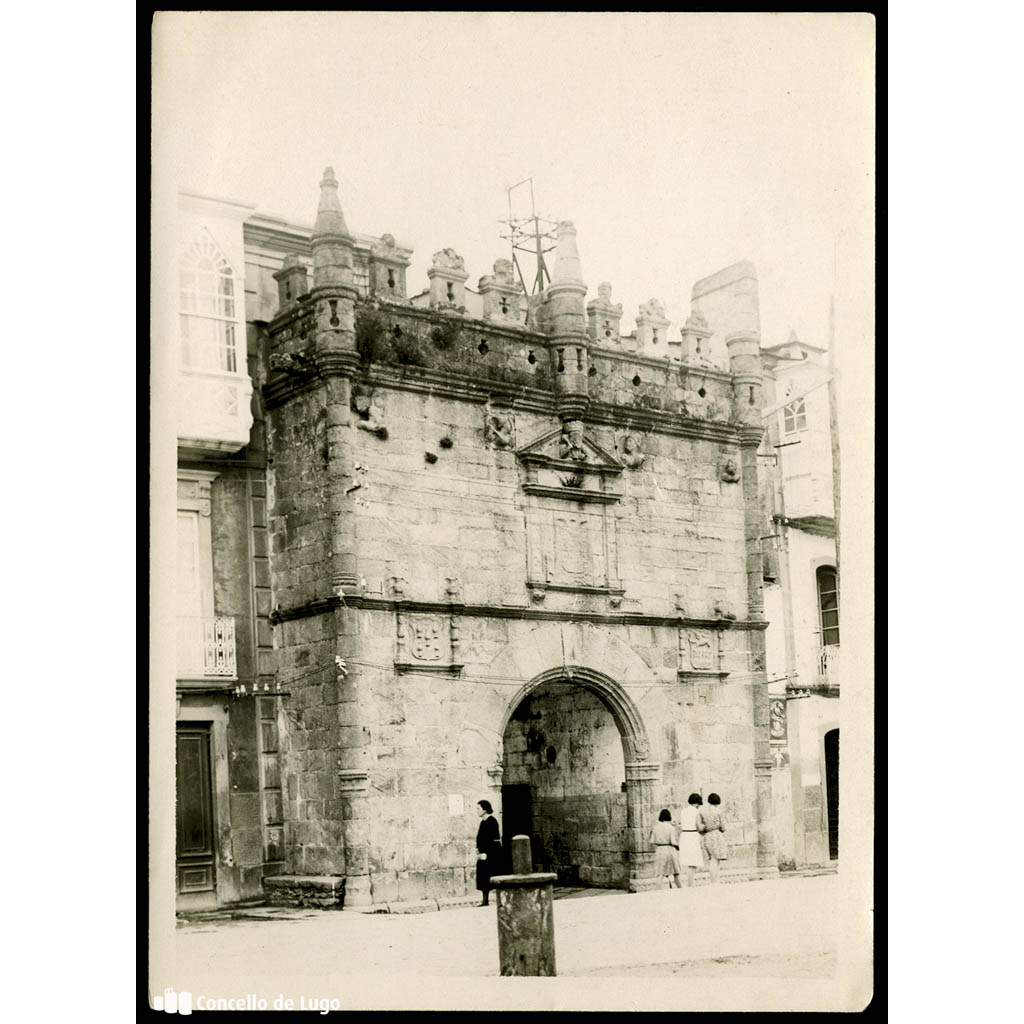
824;728;839;860
501;784;533;871
176;725;215;893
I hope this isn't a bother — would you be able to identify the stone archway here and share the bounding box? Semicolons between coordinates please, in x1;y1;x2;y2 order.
499;666;659;892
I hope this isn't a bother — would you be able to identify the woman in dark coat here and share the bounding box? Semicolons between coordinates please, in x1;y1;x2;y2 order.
475;799;503;906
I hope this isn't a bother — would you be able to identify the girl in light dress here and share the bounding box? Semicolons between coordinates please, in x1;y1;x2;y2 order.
697;792;728;883
649;808;683;888
676;793;705;886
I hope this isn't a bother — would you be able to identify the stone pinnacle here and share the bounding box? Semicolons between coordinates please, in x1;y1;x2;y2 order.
550;220;585;288
314;166;350;238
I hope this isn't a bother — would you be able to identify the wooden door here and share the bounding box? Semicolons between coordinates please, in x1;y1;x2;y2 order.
176;725;215;893
824;728;839;860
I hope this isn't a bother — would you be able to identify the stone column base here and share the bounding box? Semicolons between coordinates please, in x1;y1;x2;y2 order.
628;877;664;893
341;873;373;909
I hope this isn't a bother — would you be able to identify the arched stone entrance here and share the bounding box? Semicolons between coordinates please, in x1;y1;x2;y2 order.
498;667;658;892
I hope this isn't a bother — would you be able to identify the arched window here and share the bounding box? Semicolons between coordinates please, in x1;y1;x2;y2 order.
816;565;839;647
179;231;238;373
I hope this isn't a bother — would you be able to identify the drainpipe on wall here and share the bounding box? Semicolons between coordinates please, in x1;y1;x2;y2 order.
828;296;841;586
766;385;804;867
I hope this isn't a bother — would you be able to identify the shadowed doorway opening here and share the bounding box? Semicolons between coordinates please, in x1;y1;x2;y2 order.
824;728;839;860
502;680;628;889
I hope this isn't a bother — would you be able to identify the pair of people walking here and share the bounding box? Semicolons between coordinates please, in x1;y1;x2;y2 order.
650;792;728;888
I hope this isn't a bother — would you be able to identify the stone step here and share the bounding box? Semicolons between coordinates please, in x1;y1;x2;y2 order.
176;863;839;922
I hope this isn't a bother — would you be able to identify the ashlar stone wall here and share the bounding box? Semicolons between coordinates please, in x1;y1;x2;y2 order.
260;177;774;907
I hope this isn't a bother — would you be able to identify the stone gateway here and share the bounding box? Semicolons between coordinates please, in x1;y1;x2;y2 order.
261;169;778;910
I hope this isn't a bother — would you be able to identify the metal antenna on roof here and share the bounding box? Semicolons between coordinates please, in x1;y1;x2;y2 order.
499;177;558;297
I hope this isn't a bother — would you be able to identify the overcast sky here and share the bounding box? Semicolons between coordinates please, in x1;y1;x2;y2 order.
153;11;873;353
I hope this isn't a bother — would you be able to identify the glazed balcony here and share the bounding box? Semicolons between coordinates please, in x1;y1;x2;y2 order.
176;314;254;457
177;367;254;458
177;616;237;682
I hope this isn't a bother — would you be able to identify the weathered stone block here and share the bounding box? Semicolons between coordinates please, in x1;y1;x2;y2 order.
396;870;427;903
228;792;261;829
231;827;264;867
369;872;399;904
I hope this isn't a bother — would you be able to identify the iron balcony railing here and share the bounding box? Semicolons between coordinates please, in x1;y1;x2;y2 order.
177;616;237;680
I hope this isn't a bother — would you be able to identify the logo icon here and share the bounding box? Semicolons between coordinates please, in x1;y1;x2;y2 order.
153;989;192;1015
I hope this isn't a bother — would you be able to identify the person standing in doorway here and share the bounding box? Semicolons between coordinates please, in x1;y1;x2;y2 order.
697;792;728;883
678;793;704;886
475;799;502;907
650;808;683;889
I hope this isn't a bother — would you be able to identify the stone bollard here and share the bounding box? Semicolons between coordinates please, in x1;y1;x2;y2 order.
490;834;558;976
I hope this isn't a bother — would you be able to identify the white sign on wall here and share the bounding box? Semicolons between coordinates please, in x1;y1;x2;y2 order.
448;793;464;816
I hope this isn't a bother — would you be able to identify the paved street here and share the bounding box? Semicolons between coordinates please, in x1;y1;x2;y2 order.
168;873;862;1011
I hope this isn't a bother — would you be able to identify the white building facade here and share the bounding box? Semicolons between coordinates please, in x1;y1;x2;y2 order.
760;333;840;869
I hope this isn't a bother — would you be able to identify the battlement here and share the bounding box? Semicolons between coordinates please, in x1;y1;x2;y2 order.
262;168;763;438
265;295;738;435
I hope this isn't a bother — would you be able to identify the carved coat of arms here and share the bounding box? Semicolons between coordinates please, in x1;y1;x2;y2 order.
688;631;714;670
556;516;590;578
412;617;443;661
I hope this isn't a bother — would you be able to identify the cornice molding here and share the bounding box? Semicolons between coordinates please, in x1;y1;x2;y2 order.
520;484;620;504
269;594;768;632
394;662;464;676
262;362;746;446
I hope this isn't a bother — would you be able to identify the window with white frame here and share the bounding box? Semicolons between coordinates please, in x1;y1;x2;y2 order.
179;231;239;373
782;397;807;434
816;565;839;647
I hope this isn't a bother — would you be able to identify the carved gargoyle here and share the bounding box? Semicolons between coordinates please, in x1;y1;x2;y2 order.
558;420;588;462
352;387;388;439
269;351;312;374
620;433;646;470
719;456;740;483
713;599;737;622
485;412;514;449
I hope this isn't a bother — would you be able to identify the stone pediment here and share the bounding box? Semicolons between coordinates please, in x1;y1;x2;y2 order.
516;425;623;504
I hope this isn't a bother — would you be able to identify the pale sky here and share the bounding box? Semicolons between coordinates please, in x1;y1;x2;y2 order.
153;11;874;353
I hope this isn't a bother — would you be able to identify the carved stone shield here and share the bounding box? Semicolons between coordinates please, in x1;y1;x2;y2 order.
556;516;590;578
689;631;714;670
412;617;443;661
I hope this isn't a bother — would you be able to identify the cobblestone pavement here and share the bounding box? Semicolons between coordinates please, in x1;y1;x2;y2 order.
169;873;846;1009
